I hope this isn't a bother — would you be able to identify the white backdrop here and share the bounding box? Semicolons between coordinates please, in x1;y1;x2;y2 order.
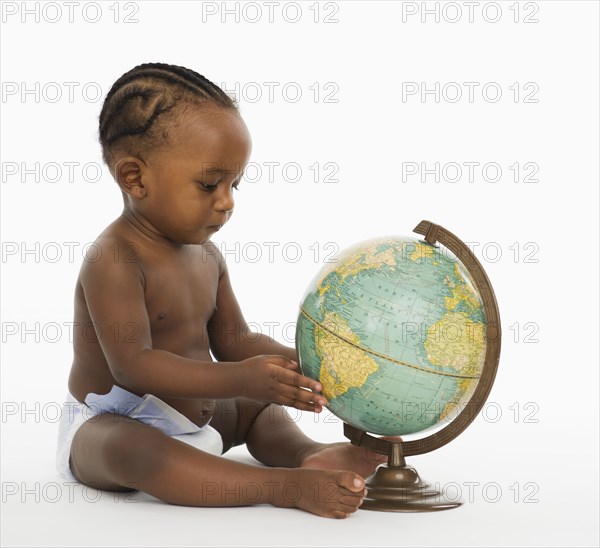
1;1;598;547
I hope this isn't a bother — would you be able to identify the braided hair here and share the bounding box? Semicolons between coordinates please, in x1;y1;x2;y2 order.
99;62;238;169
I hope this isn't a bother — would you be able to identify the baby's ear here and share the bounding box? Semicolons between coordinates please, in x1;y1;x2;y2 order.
114;157;146;198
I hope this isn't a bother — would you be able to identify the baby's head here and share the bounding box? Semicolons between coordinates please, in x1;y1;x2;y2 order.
99;63;240;169
99;63;251;245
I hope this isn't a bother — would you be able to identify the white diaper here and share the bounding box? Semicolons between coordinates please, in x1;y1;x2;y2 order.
56;385;223;482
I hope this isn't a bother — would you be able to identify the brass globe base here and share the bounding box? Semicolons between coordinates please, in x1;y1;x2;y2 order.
361;463;462;512
343;424;462;512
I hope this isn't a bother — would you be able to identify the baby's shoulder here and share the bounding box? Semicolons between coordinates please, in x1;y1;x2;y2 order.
202;240;226;276
78;221;143;282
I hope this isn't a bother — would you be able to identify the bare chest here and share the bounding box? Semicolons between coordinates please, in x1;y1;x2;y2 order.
141;248;220;346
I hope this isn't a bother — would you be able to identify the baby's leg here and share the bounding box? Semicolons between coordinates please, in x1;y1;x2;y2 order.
69;413;366;518
211;398;320;466
212;399;388;477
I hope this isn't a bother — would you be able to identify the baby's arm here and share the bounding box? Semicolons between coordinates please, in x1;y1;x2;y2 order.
79;239;324;412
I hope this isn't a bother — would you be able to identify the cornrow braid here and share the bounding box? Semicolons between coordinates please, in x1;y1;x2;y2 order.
99;62;238;168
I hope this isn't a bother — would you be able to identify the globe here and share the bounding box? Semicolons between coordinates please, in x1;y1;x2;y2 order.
296;233;487;436
295;221;501;511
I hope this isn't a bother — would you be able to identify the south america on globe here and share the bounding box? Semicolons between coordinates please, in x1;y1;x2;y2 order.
296;235;486;437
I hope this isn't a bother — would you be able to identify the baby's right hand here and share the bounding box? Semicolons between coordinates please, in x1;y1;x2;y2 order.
239;355;327;413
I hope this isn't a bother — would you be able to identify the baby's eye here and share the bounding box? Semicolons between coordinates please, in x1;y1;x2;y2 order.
197;182;217;192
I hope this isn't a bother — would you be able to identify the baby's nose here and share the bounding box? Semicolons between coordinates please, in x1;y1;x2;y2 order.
214;188;234;213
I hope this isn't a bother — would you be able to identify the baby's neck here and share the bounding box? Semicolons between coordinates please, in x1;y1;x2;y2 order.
120;209;184;250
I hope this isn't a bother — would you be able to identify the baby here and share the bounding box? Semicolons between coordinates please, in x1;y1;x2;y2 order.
56;63;386;518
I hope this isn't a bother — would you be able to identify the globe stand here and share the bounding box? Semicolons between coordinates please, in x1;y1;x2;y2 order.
345;221;500;512
344;423;461;512
299;220;502;513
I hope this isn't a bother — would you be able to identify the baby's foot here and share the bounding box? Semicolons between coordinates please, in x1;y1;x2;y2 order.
279;469;367;519
299;438;401;478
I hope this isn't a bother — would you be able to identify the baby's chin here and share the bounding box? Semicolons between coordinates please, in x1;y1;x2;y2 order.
191;234;218;246
181;237;212;246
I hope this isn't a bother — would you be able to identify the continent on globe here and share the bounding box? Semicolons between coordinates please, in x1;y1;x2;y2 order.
314;311;379;398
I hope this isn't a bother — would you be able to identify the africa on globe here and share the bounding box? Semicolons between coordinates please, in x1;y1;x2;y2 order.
296;234;486;437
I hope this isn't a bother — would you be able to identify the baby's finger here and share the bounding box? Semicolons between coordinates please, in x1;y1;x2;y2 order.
278;367;324;394
280;384;327;407
297;375;324;395
285;399;324;413
268;355;299;370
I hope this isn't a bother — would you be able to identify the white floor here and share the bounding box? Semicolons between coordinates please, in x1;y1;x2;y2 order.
2;423;598;548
